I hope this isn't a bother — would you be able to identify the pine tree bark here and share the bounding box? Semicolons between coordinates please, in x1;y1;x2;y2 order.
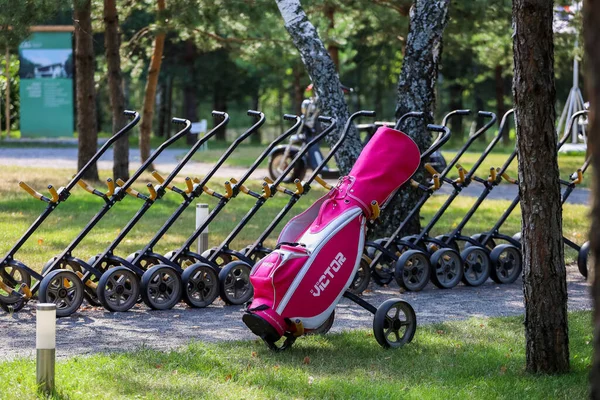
139;0;166;163
583;0;600;395
104;0;129;181
275;0;361;174
74;0;99;181
513;0;569;374
374;0;450;238
5;47;10;136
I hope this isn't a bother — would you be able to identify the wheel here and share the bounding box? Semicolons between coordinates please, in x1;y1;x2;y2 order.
97;266;140;312
0;264;32;305
141;265;183;310
219;261;253;305
373;299;417;348
460;247;491;286
42;257;82;275
241;246;269;264
39;270;85;317
578;241;590;279
464;233;497;251
307;311;335;335
165;251;201;268
268;148;306;184
427;235;460;254
201;248;236;267
83;256;114;307
489;244;522;284
348;256;371;295
394;250;431;292
430;248;463;289
181;263;219;308
366;238;395;286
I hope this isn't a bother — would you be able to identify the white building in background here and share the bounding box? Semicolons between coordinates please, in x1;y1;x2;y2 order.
34;63;67;79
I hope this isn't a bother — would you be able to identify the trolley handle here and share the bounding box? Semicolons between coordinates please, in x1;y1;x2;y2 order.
264;176;295;197
570;169;584;185
370;200;380;221
116;179;150;200
152;171;186;195
76;179;106;198
488;167;498;184
314;175;333;190
19;182;59;203
230;177;262;199
500;172;518;185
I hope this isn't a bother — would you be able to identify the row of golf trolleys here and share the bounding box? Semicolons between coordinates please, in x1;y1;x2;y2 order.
0;108;590;349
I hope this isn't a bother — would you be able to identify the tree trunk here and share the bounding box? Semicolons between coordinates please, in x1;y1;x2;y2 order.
448;83;464;140
74;0;99;181
324;4;339;70
275;0;361;174
513;0;569;374
495;64;509;145
139;0;166;164
373;0;450;238
583;0;600;395
157;80;166;138
104;0;129;181
5;47;10;136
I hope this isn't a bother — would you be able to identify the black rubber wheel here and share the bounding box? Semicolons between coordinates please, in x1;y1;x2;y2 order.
268;148;306;184
348;256;371;295
464;233;497;251
490;244;522;284
373;299;417;348
430;248;463;289
394;250;430;292
97;266;140;312
141;265;183;310
461;247;491;286
39;269;85;317
0;264;32;307
202;248;236;268
181;263;219;308
0;297;26;313
578;241;590;279
366;238;395;286
307;311;335;335
241;246;270;264
219;261;253;305
82;256;113;307
165;251;201;268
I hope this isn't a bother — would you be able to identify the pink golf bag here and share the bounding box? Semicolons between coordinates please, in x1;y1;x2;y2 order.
243;125;422;350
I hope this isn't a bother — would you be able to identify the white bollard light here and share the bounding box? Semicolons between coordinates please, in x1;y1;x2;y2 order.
196;203;210;254
36;303;56;395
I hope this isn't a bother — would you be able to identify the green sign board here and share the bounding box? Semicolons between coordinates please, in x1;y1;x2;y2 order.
19;32;74;137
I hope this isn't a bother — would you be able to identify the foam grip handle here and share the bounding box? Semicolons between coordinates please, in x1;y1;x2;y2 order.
478;111;495;118
456;109;471;115
424;163;439;176
262;181;272;198
457;167;466;184
47;185;59;203
184;177;194;194
212;110;226;118
123;110;137;117
116;179;141;198
314;175;332;190
410;179;420;189
192;177;201;184
488;167;497;183
203;185;215;196
106;178;115;197
224;181;233;198
263;176;274;184
370;200;380;220
147;183;157;201
247;110;262;117
432;174;441;190
229;177;250;196
573;169;583;185
152;171;165;184
293;179;304;195
501;172;518;184
76;179;97;195
283;114;299;121
171;117;188;124
359;110;377;117
318;115;334;123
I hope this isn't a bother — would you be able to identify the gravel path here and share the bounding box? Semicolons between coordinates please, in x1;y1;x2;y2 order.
0;265;590;361
0;147;590;204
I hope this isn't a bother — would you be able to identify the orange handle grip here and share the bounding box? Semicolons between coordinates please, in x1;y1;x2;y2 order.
47;185;59;203
488;167;497;183
314;175;332;190
572;169;583;185
152;171;178;192
106;178;115;197
453;167;466;184
147;183;157;201
192;177;201;184
262;181;272;198
432;174;440;190
76;179;97;195
184;177;194;194
202;185;215;196
263;176;274;184
293;179;304;195
501;172;517;184
410;179;420;189
229;178;250;196
224;181;233;198
116;178;142;198
370;200;380;220
424;163;439;176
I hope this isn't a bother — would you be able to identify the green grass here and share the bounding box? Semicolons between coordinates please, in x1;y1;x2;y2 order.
0;166;589;274
0;312;592;399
